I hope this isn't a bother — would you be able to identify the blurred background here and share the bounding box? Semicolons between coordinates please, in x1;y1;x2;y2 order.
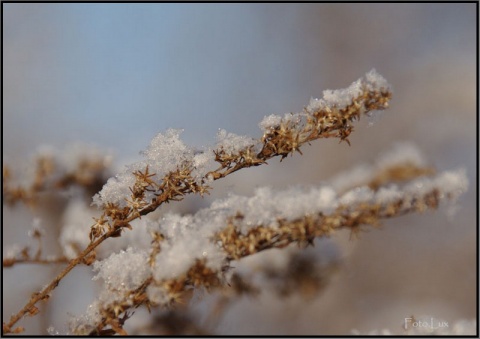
3;3;476;334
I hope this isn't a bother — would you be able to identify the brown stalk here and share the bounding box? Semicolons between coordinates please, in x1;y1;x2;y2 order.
4;79;392;334
78;181;446;335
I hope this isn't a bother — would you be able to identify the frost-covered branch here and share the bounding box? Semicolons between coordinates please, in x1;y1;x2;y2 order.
12;69;475;336
69;148;467;334
4;69;393;334
87;69;392;241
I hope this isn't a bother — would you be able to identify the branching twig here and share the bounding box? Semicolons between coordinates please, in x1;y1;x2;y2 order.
74;168;465;334
4;70;394;334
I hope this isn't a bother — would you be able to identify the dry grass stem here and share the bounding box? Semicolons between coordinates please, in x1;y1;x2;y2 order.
4;70;467;335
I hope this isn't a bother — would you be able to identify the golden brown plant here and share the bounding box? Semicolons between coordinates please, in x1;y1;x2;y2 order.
2;70;468;335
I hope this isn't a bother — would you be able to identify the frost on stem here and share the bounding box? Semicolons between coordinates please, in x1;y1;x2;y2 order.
92;129;209;209
5;69;471;336
212;129;263;171
88;69;393;244
89;129;213;242
93;247;150;293
257;68;391;159
99;71;391;201
70;142;468;334
4;70;434;335
210;69;393;181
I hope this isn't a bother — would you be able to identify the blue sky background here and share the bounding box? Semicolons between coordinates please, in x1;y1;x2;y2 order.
4;3;475;159
5;4;309;155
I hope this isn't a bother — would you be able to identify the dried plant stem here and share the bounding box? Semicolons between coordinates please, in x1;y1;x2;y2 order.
3;73;392;334
4;203;159;333
3;230;111;334
80;182;447;335
218;191;440;260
